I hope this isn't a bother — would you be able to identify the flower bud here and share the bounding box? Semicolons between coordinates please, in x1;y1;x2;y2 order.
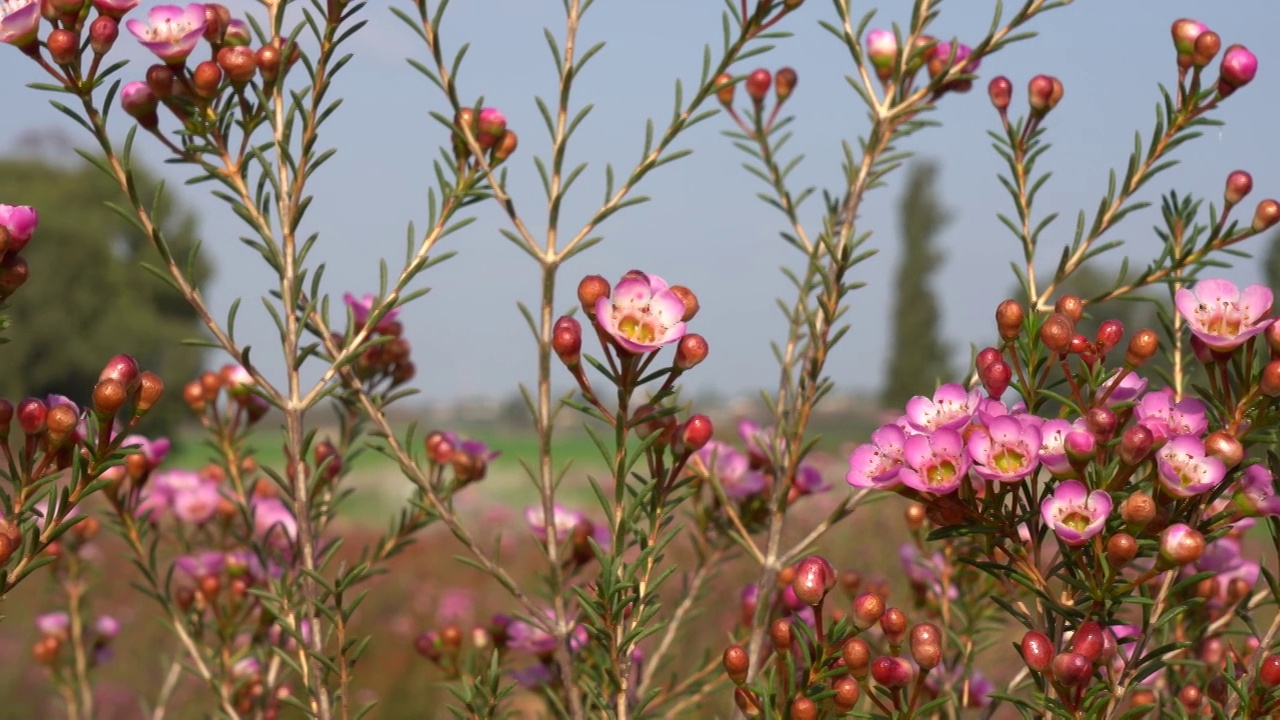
833;676;860;712
1021;630;1054;672
224;19;250;46
424;431;455;465
17;397;47;435
769;617;792;653
677;414;713;455
774;67;797;102
1260;654;1280;687
192;61;223;99
904;502;926;531
100;353;140;392
995;299;1024;340
714;72;735;107
870;656;914;688
1125;329;1158;367
851;591;884;629
476;108;506;149
980;359;1011;398
909;622;942;670
722;644;749;684
1106;532;1138;568
745;69;770;104
1095;320;1123;354
675;334;708;370
1171;19;1207;58
1121;491;1156;527
1253;199;1280;233
1028;74;1058;115
577;275;610;316
1225;170;1253;207
1053;294;1083;322
1262;360;1280;397
120;82;159;129
866;29;898;79
256;44;282;83
93;379;127;417
988;76;1012;112
217;45;258;85
792;554;836;607
1178;684;1202;711
46;404;78;444
181;379;205;413
1064;431;1096;469
493;130;519;162
1070;622;1106;663
1051;652;1092;687
1039;313;1074;355
668;285;699;322
1069;333;1088;356
1218;44;1258;94
1192;31;1220;68
47;29;77;65
789;697;817;720
879;607;907;646
842;637;870;676
203;3;230;44
1203;430;1244;469
1158;523;1205;568
976;346;1002;372
137;371;164;415
552;316;582;367
89;16;118;55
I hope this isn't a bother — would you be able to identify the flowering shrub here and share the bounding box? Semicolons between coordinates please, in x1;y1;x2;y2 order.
1;0;1280;718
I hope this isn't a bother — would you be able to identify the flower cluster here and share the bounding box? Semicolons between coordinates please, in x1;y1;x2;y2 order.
716;65;799;137
863;29;980;95
342;293;416;390
0;203;37;302
452;106;520;169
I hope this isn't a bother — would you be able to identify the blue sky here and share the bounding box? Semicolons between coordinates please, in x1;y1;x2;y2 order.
2;1;1278;403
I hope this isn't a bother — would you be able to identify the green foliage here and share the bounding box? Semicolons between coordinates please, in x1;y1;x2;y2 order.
1266;229;1280;291
881;160;953;407
0;155;211;431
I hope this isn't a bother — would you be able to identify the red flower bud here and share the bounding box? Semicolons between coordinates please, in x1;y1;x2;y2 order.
734;687;762;717
668;285;699;321
789;697;817;720
1086;407;1117;443
1106;533;1138;568
1051;652;1092;687
1171;19;1207;58
1253;199;1280;233
770;618;792;653
1054;294;1084;322
792;554;836;607
1203;430;1244;469
217;45;258;85
1118;424;1153;465
675;334;708;370
1192;31;1220;69
988;76;1012;112
1039;314;1074;355
493;130;519;162
0;255;28;300
17;397;47;435
980;359;1011;398
722;644;749;684
714;72;735;107
1028;74;1058;115
1225;170;1253;206
1095;320;1124;353
1021;631;1053;672
870;655;914;688
93;379;127;417
552;316;582;367
1120;491;1156;527
677;414;713;454
1260;654;1280;688
256;44;282;83
1178;684;1202;711
137;371;164;415
995;299;1024;340
1158;523;1205;568
1070;622;1106;663
879;607;907;645
909;622;942;670
851;591;884;629
832;676;860;712
774;67;797;103
1218;44;1258;94
47;29;77;65
89;16;118;55
745;69;771;104
424;431;455;465
1125;329;1159;367
577;275;610;317
100;353;140;392
1262;360;1280;397
976;347;1002;372
842;637;870;676
192;61;223;99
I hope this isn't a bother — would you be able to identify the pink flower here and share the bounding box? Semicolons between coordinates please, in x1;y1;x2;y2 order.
697;441;766;498
1032;418;1080;476
1233;464;1280;517
120;433;171;467
125;4;207;64
174;550;225;578
0;0;40;48
0;203;38;250
1174;279;1274;352
343;293;400;334
1219;45;1259;91
967;415;1041;483
866;29;897;71
904;383;980;433
899;428;969;495
594;271;688;354
91;0;139;19
506;610;587;655
1191;536;1258;607
36;612;70;638
172;482;222;524
899;543;956;600
524;504;583;543
934;41;980;73
793;464;830;495
1096;370;1148;406
252;497;297;547
1156;435;1226;498
1134;390;1208;445
847;424;906;490
1040;480;1111;547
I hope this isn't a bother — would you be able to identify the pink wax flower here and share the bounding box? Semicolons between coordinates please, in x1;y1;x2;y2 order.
967;415;1041;483
0;0;39;49
0;203;38;251
1233;464;1280;517
1175;279;1274;352
847;423;906;490
506;610;587;655
174;550;225;578
91;0;140;19
125;4;208;64
524;504;583;543
172;482;222;524
899;543;957;600
1096;369;1148;406
1194;536;1259;606
697;441;766;498
925;664;992;709
594;271;688;354
120;433;171;467
36;611;70;638
343;293;400;334
898;428;969;495
1156;435;1226;499
1134;390;1208;445
793;464;830;495
1219;45;1259;92
1041;480;1111;547
252;496;297;547
866;29;897;71
904;383;981;433
1033;418;1082;476
934;41;979;73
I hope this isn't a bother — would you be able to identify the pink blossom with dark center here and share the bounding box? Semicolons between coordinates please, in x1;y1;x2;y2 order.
1233;464;1280;517
594;271;688;354
899;428;969;495
1190;536;1259;606
904;383;981;433
1134;390;1208;445
0;1;39;48
847;424;906;490
0;203;38;247
967;415;1041;483
252;496;297;547
125;4;207;64
343;293;400;333
697;441;766;498
172;482;222;524
1175;278;1274;351
1156;435;1226;498
1041;480;1111;547
524;504;583;543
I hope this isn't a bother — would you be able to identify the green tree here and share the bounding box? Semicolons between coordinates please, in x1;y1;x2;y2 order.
882;160;953;407
0;156;212;431
1264;229;1280;291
